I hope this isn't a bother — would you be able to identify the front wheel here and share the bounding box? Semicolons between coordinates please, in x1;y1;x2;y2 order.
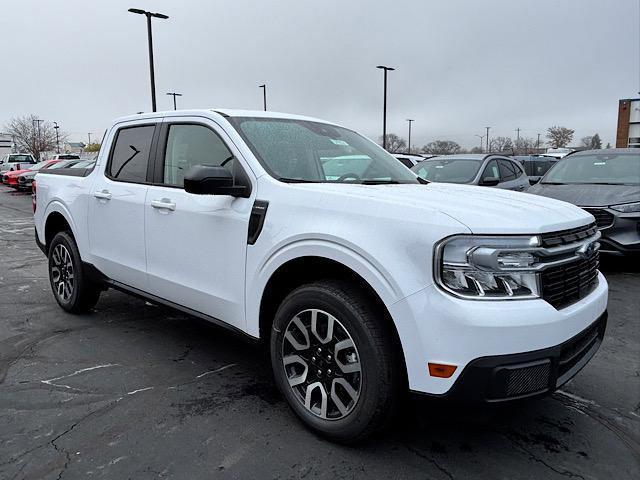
48;231;101;313
270;280;401;442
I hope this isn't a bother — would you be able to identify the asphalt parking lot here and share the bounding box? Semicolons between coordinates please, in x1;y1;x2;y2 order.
0;186;638;480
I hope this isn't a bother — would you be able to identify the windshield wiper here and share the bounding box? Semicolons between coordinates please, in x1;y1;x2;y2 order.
360;180;401;185
278;177;320;183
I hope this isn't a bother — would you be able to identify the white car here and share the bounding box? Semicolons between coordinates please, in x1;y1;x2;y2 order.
33;109;608;442
392;153;428;168
0;152;36;172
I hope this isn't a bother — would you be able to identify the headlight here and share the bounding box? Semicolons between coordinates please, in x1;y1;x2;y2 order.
435;235;541;299
610;202;640;213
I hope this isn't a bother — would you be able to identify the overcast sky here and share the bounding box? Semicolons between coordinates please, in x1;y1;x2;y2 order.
1;0;638;148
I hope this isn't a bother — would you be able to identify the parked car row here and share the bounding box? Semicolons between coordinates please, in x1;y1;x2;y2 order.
1;156;95;191
0;152;36;172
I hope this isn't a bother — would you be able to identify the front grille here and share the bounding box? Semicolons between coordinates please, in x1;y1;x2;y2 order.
582;208;615;229
541;251;599;309
540;222;598;248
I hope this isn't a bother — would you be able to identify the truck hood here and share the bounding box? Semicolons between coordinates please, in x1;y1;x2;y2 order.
290;182;592;234
527;182;640;207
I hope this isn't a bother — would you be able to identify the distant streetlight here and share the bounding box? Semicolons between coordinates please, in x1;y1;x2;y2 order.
376;65;395;150
88;132;92;145
128;8;169;112
406;119;414;154
485;126;491;153
537;133;542;152
259;84;267;111
53;122;60;153
166;92;182;110
475;134;484;151
33;118;43;159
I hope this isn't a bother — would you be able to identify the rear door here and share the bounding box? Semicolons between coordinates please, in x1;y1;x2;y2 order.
87;122;159;290
143;117;255;330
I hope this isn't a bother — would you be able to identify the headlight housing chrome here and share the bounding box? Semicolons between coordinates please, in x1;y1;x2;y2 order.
435;235;542;300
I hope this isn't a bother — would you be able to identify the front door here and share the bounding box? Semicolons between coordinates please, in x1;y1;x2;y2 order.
144;119;254;330
88;123;158;290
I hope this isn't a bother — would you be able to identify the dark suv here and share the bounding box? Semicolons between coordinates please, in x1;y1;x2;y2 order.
528;148;640;255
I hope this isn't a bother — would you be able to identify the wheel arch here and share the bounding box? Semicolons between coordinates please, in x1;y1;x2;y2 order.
43;203;77;253
256;255;408;388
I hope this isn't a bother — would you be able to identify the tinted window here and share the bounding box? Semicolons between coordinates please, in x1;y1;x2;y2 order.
481;159;500;182
109;125;155;183
163;124;234;187
396;157;413;168
411;158;482;183
58;154;80;160
9;154;35;163
498;159;517;181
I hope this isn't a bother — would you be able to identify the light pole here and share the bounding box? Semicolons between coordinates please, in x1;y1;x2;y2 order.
376;65;395;150
166;92;182;110
53;122;60;154
406;119;414;154
259;84;267;111
475;134;484;151
128;8;169;112
33;118;43;159
537;133;541;153
485;126;491;153
88;132;92;146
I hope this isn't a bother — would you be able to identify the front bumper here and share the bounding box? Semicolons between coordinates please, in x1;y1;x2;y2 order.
584;208;640;255
388;272;608;397
424;311;607;402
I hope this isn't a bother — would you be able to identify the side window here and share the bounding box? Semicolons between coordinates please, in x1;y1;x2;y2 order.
163;124;233;187
108;125;155;183
510;160;525;178
498;159;517;181
481;159;500;181
396;157;413;168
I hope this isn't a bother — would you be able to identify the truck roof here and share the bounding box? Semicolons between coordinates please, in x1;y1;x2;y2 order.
113;109;341;127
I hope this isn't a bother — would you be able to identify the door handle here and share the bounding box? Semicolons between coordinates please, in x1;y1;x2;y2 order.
93;190;111;200
151;199;176;211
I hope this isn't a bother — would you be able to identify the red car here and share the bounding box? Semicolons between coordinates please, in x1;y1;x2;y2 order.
2;160;60;189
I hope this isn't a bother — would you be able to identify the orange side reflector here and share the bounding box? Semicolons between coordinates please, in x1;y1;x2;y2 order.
428;363;457;378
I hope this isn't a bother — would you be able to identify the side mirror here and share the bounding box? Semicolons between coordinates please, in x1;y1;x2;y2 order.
480;176;500;186
183;165;249;197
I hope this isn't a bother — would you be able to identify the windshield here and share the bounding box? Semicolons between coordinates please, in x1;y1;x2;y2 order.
541;153;640;185
411;158;482;183
9;154;34;163
228;117;419;184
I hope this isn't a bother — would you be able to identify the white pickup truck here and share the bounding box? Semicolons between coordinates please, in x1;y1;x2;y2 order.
33;109;608;441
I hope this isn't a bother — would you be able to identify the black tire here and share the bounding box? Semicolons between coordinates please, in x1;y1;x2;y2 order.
270;280;401;443
48;231;101;313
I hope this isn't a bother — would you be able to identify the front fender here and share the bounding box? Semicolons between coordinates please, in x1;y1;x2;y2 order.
245;237;402;338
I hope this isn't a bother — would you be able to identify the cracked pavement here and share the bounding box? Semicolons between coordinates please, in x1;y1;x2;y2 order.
1;186;639;479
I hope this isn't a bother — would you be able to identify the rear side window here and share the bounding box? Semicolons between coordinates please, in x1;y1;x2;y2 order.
498;159;517;181
108;125;155;183
481;159;500;181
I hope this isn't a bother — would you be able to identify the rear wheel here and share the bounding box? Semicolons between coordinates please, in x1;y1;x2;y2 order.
270;280;400;442
48;231;100;313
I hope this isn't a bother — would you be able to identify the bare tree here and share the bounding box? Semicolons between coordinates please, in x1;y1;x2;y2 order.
489;136;513;153
4;115;66;159
514;137;537;154
379;133;406;153
469;146;484;154
581;133;602;150
546;126;574;149
421;140;461;155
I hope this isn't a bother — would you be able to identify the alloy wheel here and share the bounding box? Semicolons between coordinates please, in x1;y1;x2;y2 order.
281;309;361;420
51;244;74;302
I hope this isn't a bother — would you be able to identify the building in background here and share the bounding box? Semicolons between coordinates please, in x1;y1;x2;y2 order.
0;133;14;157
616;98;640;148
63;141;86;154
